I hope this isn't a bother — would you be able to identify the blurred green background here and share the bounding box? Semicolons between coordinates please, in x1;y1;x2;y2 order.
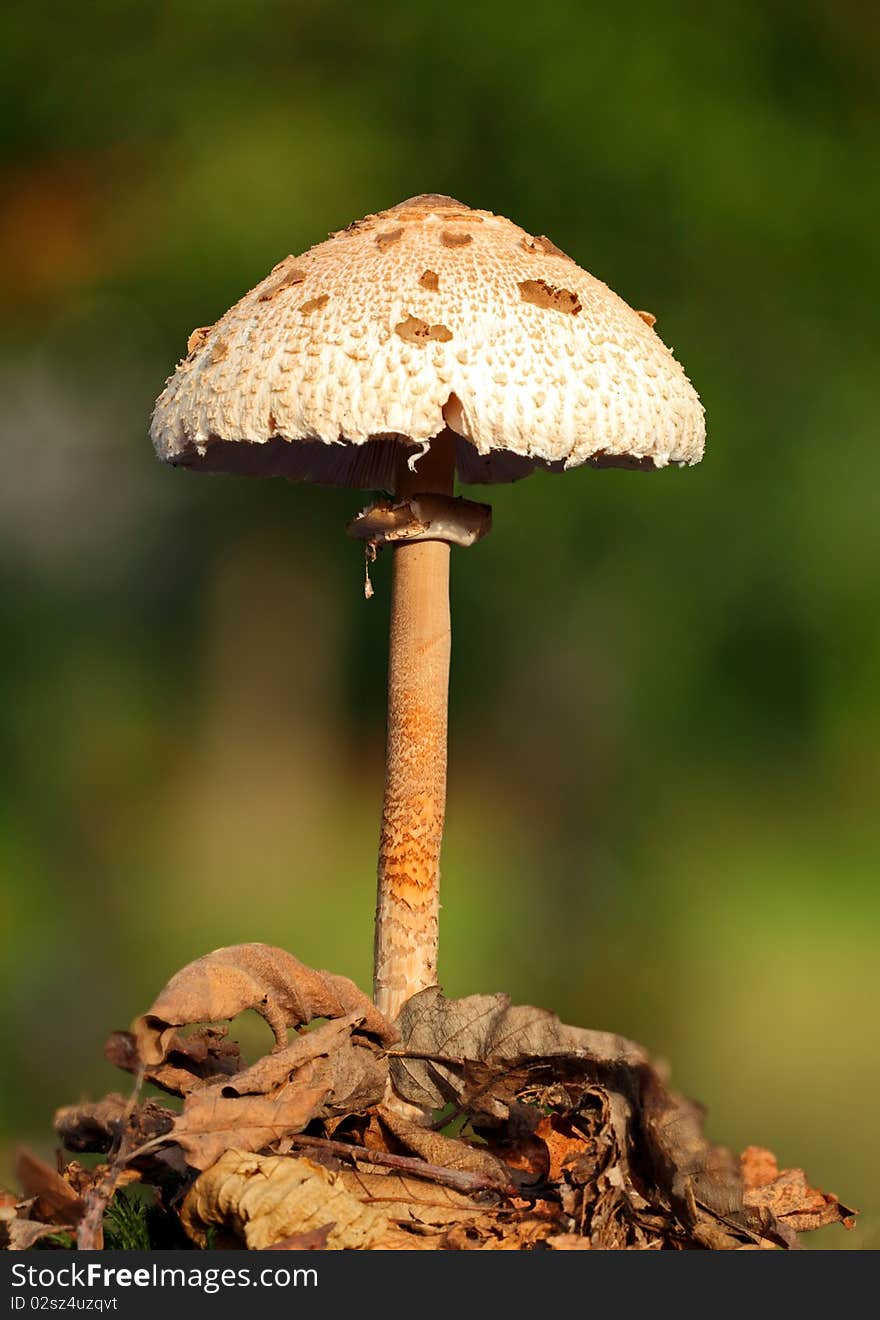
1;0;877;1247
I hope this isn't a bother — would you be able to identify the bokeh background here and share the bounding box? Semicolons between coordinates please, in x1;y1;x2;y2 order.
1;1;877;1246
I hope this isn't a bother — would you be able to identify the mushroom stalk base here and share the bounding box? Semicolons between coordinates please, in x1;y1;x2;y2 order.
374;435;456;1022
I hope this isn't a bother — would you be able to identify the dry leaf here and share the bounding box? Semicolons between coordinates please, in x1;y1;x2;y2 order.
181;1151;389;1250
181;1149;499;1250
391;987;744;1230
336;1165;492;1230
167;1020;388;1171
378;1105;515;1186
222;1015;370;1097
534;1114;590;1183
33;949;856;1252
0;1193;60;1252
4;1219;68;1250
391;987;645;1115
106;1025;242;1096
741;1147;856;1233
443;1217;556;1250
14;1149;84;1227
135;943;396;1066
55;1094;175;1154
172;1081;331;1172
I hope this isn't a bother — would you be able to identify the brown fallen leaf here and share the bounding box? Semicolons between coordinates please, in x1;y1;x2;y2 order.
378;1105;516;1186
391;988;645;1115
14;1149;84;1227
4;1218;69;1250
0;1192;52;1252
106;1025;242;1096
741;1147;856;1233
535;1114;590;1183
486;1128;550;1183
283;1131;522;1199
640;1069;744;1225
181;1151;390;1250
443;1216;557;1250
221;1017;386;1115
392;987;745;1231
331;1165;498;1231
32;950;856;1252
171;1080;331;1172
166;1022;389;1171
181;1148;503;1250
60;1160;140;1200
55;1094;175;1154
135;943;396;1066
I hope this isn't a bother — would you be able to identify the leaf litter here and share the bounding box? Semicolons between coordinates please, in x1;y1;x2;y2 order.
6;942;856;1251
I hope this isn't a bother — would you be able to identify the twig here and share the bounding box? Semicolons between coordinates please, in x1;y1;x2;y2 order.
76;1064;145;1250
283;1133;524;1199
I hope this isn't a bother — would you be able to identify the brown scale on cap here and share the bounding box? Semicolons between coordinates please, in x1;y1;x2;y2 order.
186;325;213;355
394;315;453;344
519;279;582;315
521;233;571;260
376;227;404;251
440;230;473;248
258;263;306;301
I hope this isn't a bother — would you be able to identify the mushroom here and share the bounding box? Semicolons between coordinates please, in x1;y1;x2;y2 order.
151;194;705;1020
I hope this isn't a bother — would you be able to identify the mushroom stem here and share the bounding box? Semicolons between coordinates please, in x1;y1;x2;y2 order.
374;430;457;1021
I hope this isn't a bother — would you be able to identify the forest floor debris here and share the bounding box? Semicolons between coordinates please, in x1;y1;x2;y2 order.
2;943;856;1252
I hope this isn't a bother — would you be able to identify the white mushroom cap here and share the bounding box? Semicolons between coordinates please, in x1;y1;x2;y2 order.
151;195;704;487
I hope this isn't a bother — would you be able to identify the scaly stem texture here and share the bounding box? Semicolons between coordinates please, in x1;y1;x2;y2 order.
374;433;455;1021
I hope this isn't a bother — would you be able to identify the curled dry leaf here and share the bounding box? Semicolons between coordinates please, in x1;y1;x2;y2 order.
166;1020;388;1171
509;1114;590;1185
0;1190;62;1252
391;987;645;1115
391;988;755;1245
134;943;396;1066
741;1147;856;1234
222;1014;366;1096
106;1025;242;1096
